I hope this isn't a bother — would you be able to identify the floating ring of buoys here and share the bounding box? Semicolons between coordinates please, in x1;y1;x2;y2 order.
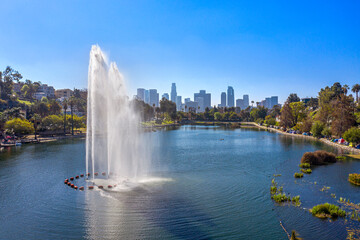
65;172;115;191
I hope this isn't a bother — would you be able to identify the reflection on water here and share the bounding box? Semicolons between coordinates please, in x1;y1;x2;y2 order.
0;127;359;239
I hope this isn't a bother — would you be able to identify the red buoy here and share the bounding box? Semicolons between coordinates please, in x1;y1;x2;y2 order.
79;186;84;191
74;186;78;190
102;172;106;176
64;180;68;184
98;185;103;189
75;175;79;179
70;177;74;181
65;179;69;182
67;182;71;186
71;184;74;188
87;173;90;176
88;186;94;190
94;172;98;176
80;174;84;177
108;185;112;188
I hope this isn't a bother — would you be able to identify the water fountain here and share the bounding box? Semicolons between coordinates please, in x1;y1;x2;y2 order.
86;45;150;188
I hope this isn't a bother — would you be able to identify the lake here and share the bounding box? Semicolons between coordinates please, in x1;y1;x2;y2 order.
0;126;359;239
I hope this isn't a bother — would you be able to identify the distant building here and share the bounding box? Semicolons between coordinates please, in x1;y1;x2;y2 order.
55;88;73;99
176;96;182;111
144;90;150;104
34;92;47;101
243;95;249;108
137;88;145;101
171;83;177;103
162;93;169;100
227;86;234;107
149;89;159;107
194;90;211;112
220;92;226;107
301;98;310;105
236;99;244;108
13;82;24;94
184;98;191;103
185;101;198;113
258;96;279;109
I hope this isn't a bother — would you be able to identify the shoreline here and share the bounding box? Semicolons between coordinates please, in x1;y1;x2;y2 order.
245;122;360;155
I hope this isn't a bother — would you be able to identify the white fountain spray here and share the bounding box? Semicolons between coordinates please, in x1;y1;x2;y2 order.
86;45;150;187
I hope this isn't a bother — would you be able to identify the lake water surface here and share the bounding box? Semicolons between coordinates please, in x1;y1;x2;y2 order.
0;126;359;239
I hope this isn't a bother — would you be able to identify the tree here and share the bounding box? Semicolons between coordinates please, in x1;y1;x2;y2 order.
352;84;360;102
0;66;23;100
343;127;360;144
68;96;77;135
250;106;267;121
286;93;300;103
280;102;294;128
5;118;34;136
30;114;41;139
160;98;176;120
289;102;306;124
33;101;49;118
331;94;355;137
214;112;222;121
62;99;68;135
311;121;325;138
40;115;64;132
48;99;62;115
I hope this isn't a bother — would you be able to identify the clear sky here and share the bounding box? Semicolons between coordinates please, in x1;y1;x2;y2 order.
1;0;359;105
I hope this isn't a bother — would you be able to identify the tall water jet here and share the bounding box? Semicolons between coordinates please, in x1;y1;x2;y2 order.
86;45;150;186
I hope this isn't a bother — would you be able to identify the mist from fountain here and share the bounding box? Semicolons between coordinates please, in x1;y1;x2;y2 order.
86;45;151;188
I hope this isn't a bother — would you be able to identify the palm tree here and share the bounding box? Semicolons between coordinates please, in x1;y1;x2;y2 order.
352;84;360;102
63;99;68;135
68;96;77;135
251;101;254;107
30;114;41;140
342;84;349;95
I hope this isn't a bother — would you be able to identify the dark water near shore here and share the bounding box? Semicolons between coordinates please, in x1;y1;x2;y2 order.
0;126;359;240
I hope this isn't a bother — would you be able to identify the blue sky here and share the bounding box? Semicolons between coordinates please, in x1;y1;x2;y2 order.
0;0;359;105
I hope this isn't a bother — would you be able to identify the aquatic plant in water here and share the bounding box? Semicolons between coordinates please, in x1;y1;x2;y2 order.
349;173;360;186
294;172;304;178
311;203;346;219
299;163;310;168
300;168;312;174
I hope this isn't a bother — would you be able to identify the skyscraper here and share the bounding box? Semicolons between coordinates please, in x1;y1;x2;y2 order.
162;93;169;100
149;89;159;107
171;83;177;103
243;95;249;108
137;88;145;101
227;86;234;107
271;96;278;108
194;90;211;112
221;92;226;107
176;96;182;111
144;90;150;104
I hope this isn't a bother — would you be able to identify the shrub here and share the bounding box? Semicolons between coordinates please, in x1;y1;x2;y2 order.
349;173;360;186
321;127;332;138
301;150;336;165
291;196;301;206
311;203;346;218
294;172;304;178
299;163;311;168
5;118;34;136
311;121;324;138
343;127;360;145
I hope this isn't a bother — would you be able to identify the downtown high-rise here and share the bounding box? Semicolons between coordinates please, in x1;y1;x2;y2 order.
227;86;234;107
171;83;177;103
